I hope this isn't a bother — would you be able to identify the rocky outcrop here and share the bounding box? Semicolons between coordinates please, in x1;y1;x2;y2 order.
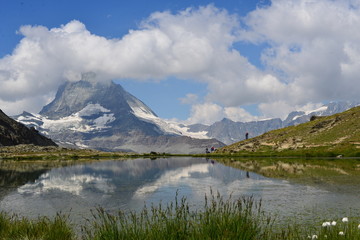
0;110;57;147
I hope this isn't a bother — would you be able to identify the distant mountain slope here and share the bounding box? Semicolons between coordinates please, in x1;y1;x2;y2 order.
186;101;359;145
217;106;360;156
13;77;224;153
203;118;283;145
282;101;360;127
0;109;56;147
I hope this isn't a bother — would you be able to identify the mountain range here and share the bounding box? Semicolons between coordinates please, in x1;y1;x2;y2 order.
12;74;359;153
13;75;224;153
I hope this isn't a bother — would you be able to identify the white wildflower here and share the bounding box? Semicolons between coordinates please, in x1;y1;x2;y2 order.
358;223;360;229
331;221;337;226
342;217;348;223
339;231;344;235
312;235;318;239
322;222;331;227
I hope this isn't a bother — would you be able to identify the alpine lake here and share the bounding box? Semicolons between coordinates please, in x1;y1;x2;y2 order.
1;156;360;228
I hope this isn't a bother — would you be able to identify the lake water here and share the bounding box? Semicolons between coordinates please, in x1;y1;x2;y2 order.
0;157;359;225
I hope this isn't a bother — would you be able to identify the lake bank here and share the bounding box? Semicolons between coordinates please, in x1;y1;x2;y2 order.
1;193;360;240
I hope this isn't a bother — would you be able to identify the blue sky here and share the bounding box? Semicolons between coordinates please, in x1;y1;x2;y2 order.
1;0;359;124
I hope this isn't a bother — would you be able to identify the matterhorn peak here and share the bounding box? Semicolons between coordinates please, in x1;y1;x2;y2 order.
81;72;97;82
79;72;112;86
39;79;135;119
14;78;225;153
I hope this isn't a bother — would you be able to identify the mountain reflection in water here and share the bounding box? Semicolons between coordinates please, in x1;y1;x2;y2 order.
0;157;359;224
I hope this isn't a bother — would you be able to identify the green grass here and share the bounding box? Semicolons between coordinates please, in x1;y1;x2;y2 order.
1;193;360;239
82;191;273;240
0;212;74;240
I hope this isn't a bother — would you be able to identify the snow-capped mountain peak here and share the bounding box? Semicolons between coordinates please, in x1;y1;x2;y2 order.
13;79;225;153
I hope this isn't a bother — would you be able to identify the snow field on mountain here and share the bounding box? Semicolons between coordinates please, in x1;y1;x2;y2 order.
130;105;209;139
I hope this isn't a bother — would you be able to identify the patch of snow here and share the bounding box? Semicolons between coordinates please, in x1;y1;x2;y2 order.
292;115;302;121
21;121;40;126
16;113;43;127
292;106;329;121
77;103;111;117
42;114;85;132
131;106;209;139
305;106;328;115
93;114;116;127
75;142;90;149
39;104;115;133
168;122;209;139
127;97;156;117
40;130;49;135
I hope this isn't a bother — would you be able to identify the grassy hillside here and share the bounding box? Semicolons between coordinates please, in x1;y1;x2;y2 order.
216;106;360;157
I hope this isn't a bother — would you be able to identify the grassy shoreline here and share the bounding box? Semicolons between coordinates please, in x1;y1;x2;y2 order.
3;141;360;162
3;149;360;162
0;193;359;240
0;144;181;161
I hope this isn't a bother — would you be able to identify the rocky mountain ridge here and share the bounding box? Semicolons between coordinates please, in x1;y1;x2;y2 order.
0;109;56;147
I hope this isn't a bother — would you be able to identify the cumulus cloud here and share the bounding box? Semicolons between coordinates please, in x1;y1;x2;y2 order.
1;1;360;123
187;0;360;123
179;93;199;105
241;0;360;103
0;5;246;115
187;103;224;125
186;102;257;125
223;107;257;122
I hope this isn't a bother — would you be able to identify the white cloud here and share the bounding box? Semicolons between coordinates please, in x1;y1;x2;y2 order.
18;172;114;196
0;94;54;116
223;107;258;122
179;93;199;105
0;5;246;115
187;103;224;125
1;1;360;123
133;163;210;199
258;101;296;120
258;101;326;120
242;0;360;105
186;102;257;125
